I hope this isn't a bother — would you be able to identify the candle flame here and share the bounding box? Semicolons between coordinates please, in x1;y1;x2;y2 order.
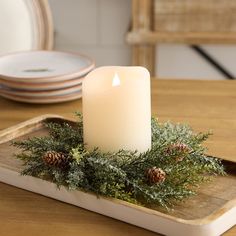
112;73;120;87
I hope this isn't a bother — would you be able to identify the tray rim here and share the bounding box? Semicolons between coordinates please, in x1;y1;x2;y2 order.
0;115;236;235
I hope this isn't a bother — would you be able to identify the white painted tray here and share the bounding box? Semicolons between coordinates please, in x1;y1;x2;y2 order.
0;115;235;236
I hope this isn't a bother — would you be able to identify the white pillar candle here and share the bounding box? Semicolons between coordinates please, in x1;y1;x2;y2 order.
82;66;151;153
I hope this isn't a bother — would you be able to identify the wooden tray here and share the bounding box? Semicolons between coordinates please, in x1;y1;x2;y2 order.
0;115;235;236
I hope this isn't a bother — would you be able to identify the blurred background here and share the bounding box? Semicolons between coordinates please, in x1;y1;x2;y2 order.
49;0;236;80
1;0;236;87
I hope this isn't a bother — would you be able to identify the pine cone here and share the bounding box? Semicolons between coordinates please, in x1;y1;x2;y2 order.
42;151;70;169
145;167;166;184
166;143;190;162
166;143;190;154
175;156;184;162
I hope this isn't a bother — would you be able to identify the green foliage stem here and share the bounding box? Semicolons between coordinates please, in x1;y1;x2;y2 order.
13;112;225;209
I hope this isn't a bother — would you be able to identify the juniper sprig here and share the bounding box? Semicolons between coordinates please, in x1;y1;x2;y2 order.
13;112;225;209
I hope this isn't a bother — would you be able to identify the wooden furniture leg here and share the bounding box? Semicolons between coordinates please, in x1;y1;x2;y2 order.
131;0;155;75
132;45;155;75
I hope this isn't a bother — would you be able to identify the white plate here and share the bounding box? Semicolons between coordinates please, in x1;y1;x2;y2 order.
0;76;84;91
0;84;82;97
0;51;95;82
0;0;53;54
0;91;82;104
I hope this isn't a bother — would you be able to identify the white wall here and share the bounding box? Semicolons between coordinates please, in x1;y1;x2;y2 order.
49;0;131;66
157;44;236;80
49;0;236;80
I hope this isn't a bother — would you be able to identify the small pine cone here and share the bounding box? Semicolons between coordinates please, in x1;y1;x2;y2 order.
175;156;184;162
145;167;166;184
166;143;190;155
42;151;70;169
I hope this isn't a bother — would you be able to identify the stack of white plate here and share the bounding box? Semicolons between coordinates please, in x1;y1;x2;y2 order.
0;51;95;103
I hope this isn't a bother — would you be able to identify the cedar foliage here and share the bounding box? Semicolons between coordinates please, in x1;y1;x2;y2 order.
13;113;225;209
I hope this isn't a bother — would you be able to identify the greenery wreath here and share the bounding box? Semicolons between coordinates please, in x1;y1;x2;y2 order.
13;112;225;209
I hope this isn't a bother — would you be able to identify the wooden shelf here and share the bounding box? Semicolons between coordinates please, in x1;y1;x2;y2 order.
127;31;236;45
128;0;236;75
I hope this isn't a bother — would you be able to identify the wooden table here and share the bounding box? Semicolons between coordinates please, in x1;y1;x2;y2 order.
0;79;235;236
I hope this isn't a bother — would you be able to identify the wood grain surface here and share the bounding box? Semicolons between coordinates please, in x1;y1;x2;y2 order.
131;0;155;75
154;0;236;34
127;31;236;45
0;79;236;236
